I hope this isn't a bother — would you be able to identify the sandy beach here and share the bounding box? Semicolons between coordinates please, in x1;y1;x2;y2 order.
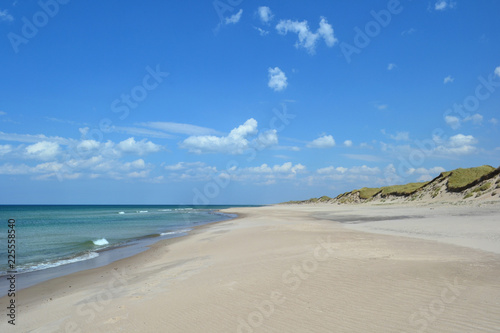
2;203;500;332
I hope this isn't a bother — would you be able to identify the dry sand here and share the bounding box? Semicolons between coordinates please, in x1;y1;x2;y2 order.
1;204;500;332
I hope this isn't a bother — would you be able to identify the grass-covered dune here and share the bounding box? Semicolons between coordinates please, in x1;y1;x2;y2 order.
284;165;500;205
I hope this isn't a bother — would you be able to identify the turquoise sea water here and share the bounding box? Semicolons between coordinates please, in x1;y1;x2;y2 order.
0;205;239;276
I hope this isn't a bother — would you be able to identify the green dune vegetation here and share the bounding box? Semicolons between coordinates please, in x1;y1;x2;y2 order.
284;165;500;205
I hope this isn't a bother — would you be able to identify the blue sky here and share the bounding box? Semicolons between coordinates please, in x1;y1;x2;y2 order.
1;0;499;204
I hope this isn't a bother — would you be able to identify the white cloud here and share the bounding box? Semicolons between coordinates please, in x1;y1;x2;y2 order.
443;75;454;84
225;9;243;25
255;27;269;36
114;126;174;139
434;0;456;11
268;67;288;91
407;166;446;177
307;135;335;148
116;137;162;155
465;113;483;125
390;132;410;141
255;129;278;148
246;162;305;175
0;111;6;116
164;161;205;171
445;115;460;129
165;162;218;182
317;17;337;47
0;9;14;22
0;144;12;155
490;118;498;125
25;141;61;160
124;159;146;170
387;63;397;71
276;17;337;54
375;103;388;110
0;131;70;145
180;118;276;154
313;165;381;184
343;140;353;147
77;140;101;152
138;121;219;136
257;6;273;23
401;28;416;36
445;113;483;129
495;66;500;77
435;134;478;155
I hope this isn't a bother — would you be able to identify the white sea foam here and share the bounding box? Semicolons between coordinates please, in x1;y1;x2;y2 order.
93;238;109;246
138;210;148;213
23;252;99;273
158;209;172;212
160;228;192;236
118;211;125;214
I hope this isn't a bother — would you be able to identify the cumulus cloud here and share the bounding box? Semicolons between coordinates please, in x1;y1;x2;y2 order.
268;67;288;91
387;63;397;71
445;115;461;129
246;162;305;174
116;137;162;155
445;113;483;129
25;141;61;160
434;0;456;11
435;134;478;155
307;135;335;148
0;9;14;22
313;164;381;184
180;118;277;154
225;9;243;24
276;17;337;54
0;144;12;155
255;27;269;36
443;75;454;84
495;66;500;77
343;140;353;147
0;129;164;180
257;6;273;23
390;131;410;141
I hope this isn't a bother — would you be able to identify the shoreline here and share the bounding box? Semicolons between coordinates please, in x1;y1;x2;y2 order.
0;210;239;297
2;204;499;332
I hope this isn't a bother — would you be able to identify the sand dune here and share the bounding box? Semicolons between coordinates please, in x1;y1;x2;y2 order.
1;204;499;332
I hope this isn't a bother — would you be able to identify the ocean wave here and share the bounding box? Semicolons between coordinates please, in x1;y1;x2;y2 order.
118;211;125;214
158;209;172;212
93;238;109;246
19;252;99;274
160;228;192;236
137;210;148;213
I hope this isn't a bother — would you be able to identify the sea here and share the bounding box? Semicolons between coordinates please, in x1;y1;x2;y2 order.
0;205;241;278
